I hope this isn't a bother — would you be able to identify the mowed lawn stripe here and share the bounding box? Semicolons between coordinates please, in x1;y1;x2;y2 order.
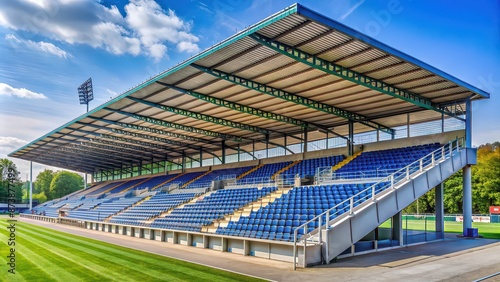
16;225;176;282
19;223;232;282
14;226;135;282
15;220;262;282
0;230;82;282
0;240;28;282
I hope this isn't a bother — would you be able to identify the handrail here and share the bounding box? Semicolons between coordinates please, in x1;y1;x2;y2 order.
292;138;464;269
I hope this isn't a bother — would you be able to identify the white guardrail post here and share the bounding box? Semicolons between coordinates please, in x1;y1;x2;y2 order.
293;230;297;270
303;225;307;268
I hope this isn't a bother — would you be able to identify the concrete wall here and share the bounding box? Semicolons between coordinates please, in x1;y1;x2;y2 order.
304;147;346;160
360;130;464;153
212;159;260;170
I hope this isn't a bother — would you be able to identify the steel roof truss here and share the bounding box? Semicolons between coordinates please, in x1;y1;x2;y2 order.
127;97;270;135
248;32;464;120
191;64;394;136
105;108;243;142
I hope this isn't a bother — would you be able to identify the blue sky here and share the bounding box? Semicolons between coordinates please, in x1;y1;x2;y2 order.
0;0;499;178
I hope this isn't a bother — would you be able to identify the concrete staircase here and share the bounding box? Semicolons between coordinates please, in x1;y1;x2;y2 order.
76;181;110;197
332;151;362;171
201;187;293;233
180;171;212;188
120;177;152;194
100;181;127;194
145;191;215;224
295;141;473;267
271;160;301;179
103;195;152;222
237;164;264;180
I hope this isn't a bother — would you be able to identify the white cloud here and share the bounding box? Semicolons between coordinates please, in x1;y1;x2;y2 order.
125;0;199;61
177;41;200;53
6;34;69;58
0;0;200;61
0;137;28;154
0;83;48;99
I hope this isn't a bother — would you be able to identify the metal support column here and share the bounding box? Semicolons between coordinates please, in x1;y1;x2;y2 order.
84;174;87;189
284;134;287;156
303;127;308;153
252;140;255;159
435;183;444;238
407;113;410;138
441;113;445;133
237;145;240;162
326;131;329;149
199;148;203;167
265;134;269;158
348;120;354;156
182;151;186;173
29;161;33;210
221;140;226;164
463;97;472;234
392;211;403;246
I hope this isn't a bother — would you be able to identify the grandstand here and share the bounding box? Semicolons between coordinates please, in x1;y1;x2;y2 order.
11;3;488;269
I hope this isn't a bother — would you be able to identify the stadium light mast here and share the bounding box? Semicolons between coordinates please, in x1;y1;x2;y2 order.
78;78;94;189
78;78;94;113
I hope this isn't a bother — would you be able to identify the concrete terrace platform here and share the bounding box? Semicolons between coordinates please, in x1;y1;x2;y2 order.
17;217;500;282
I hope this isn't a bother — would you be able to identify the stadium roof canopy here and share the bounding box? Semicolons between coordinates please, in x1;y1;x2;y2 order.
9;3;489;174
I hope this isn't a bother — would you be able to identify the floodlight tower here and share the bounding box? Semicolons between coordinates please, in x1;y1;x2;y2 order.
77;78;94;189
78;78;94;113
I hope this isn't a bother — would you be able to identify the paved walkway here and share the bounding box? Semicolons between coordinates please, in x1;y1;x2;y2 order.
18;217;500;281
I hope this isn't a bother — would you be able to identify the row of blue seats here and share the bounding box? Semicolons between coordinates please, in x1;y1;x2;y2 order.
216;183;386;241
151;187;277;231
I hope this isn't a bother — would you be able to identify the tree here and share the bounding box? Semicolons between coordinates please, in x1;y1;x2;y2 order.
443;170;464;213
0;158;19;180
49;171;83;199
35;169;54;198
472;144;500;213
0;158;23;203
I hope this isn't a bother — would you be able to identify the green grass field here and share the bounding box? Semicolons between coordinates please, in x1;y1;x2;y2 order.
0;218;264;282
380;219;500;239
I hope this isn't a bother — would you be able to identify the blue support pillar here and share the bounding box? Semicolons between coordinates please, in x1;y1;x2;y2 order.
29;161;33;210
463;97;472;234
435;183;444;239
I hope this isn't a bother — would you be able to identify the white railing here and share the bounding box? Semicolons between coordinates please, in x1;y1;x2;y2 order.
292;138;464;269
316;166;333;183
236;176;275;186
275;173;296;186
331;169;396;180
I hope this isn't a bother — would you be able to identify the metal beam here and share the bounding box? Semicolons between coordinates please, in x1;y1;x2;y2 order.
156;82;310;129
191;64;394;136
34;158;96;173
76;122;189;151
77;141;165;160
110;128;223;161
87;139;167;158
248;32;463;121
38;150;119;168
105;108;243;142
78;120;223;160
58;146;134;164
35;154;106;171
68;128;174;153
127;97;270;135
225;144;257;160
92;117;217;145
